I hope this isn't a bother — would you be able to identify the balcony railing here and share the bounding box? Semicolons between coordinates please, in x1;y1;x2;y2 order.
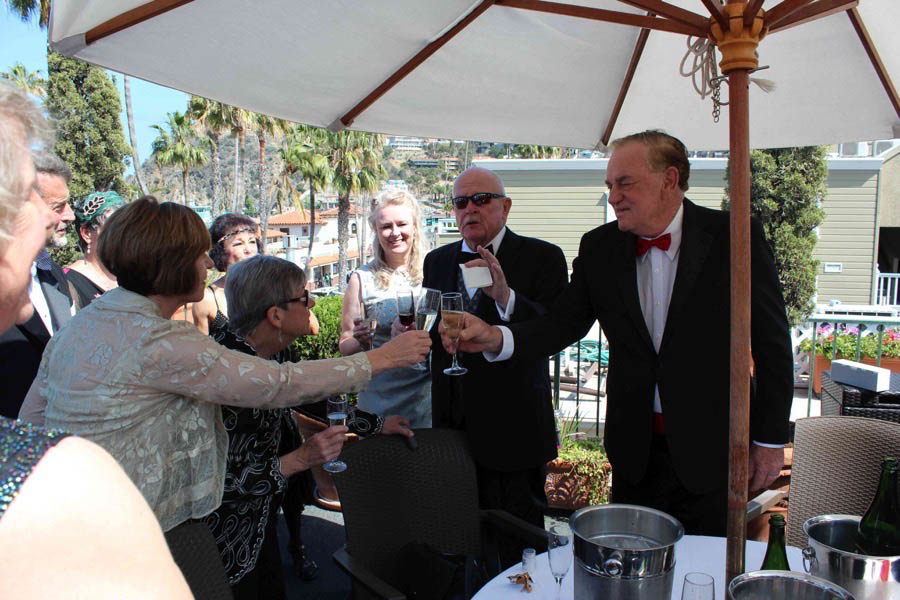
877;273;900;306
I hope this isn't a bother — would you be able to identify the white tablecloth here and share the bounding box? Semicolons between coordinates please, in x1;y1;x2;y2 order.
472;535;804;599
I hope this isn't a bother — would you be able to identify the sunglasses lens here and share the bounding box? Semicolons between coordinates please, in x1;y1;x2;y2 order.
452;197;469;210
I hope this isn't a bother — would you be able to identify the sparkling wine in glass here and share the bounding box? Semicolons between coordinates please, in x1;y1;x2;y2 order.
441;292;467;376
353;299;377;351
547;524;572;600
411;288;441;371
322;396;348;473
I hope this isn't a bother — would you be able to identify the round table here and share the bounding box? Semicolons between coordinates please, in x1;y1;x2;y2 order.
472;535;804;599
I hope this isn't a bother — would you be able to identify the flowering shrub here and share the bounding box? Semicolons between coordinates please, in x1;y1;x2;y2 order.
798;324;900;359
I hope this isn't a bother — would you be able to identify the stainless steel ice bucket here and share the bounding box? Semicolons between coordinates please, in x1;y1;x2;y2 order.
728;571;855;599
571;504;683;600
803;514;900;600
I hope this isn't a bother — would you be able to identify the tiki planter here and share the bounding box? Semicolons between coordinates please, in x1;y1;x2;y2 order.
545;456;612;511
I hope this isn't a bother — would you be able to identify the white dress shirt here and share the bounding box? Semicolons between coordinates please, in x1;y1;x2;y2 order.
29;262;55;335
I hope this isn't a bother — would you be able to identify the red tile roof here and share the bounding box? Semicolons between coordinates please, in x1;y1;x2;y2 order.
268;210;326;226
319;204;364;218
309;248;361;267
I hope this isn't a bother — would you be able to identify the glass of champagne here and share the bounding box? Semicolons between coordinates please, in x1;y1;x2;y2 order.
681;572;715;600
441;292;468;376
353;299;377;351
547;524;572;600
322;396;348;473
411;287;441;371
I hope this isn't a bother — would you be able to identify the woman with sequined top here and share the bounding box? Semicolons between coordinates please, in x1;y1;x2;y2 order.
18;197;431;535
208;254;414;598
192;213;263;337
63;190;124;309
0;83;192;597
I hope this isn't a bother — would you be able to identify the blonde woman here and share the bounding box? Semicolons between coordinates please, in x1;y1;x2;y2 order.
339;190;431;427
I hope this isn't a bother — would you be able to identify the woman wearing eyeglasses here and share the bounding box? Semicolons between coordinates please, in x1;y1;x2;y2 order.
18;198;430;538
339;190;432;427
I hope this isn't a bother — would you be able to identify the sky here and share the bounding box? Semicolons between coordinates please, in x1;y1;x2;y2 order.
0;10;188;171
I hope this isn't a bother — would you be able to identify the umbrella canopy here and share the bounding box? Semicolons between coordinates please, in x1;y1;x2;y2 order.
49;0;898;151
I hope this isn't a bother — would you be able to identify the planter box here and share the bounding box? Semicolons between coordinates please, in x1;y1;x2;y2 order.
811;354;900;395
544;458;612;511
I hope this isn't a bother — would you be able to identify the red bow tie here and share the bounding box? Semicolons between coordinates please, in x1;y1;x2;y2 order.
635;233;671;256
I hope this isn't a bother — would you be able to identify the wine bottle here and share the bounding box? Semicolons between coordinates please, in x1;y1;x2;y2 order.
856;456;900;556
760;513;790;570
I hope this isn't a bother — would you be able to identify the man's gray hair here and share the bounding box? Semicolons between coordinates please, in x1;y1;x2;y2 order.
226;255;308;338
33;151;71;183
0;82;50;249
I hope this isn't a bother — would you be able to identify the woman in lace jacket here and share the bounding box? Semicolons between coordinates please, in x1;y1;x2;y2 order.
18;197;431;536
207;255;414;598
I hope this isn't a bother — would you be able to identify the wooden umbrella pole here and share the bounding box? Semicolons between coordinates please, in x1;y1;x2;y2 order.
710;0;767;586
726;66;751;585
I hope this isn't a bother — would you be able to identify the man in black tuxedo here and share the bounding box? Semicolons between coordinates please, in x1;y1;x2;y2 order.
423;166;568;530
0;153;74;418
450;132;793;535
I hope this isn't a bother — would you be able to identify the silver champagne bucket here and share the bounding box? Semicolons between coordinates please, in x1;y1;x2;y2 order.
571;504;683;600
728;571;855;599
803;514;900;599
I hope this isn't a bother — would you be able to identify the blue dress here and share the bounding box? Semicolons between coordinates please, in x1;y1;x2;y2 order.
354;264;432;427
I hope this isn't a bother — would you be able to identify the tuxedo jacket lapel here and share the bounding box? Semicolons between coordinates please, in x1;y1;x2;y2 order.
614;232;654;351
661;200;714;352
41;277;72;331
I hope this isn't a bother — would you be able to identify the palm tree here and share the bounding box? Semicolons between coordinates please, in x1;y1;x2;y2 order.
190;96;232;217
150;111;209;205
325;130;385;290
1;62;46;97
282;125;331;276
250;112;293;236
123;75;148;195
5;0;49;27
227;107;252;213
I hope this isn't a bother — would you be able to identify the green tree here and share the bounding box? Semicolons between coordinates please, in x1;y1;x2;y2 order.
4;0;49;27
190;96;234;217
723;146;827;326
1;62;46;97
325;130;385;290
286;125;331;276
44;51;131;196
250;112;293;236
151;110;209;205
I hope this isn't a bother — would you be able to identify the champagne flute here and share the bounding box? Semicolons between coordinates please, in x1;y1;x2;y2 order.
353;299;377;351
411;287;441;371
441;292;468;376
681;572;715;599
322;396;348;473
547;524;572;600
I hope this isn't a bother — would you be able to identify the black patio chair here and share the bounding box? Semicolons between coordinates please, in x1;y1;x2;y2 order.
163;520;233;600
332;428;549;600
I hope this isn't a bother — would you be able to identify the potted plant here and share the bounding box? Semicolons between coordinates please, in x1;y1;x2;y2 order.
545;411;612;510
798;324;900;393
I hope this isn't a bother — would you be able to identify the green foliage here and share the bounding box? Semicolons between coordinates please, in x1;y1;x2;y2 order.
555;411;611;505
723;146;827;326
291;295;344;361
44;51;131;197
1;61;46;97
151;110;210;204
797;325;900;359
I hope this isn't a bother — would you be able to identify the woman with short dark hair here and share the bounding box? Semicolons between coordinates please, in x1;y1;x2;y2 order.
193;213;264;336
19;197;431;538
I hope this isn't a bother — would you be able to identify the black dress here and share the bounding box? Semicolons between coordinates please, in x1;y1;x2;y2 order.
0;417;70;520
204;325;381;598
63;268;105;310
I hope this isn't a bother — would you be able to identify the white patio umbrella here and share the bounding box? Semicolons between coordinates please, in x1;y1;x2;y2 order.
48;0;899;583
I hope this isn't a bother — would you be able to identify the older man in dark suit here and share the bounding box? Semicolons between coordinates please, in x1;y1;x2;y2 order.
0;153;74;418
423;166;568;533
451;131;793;536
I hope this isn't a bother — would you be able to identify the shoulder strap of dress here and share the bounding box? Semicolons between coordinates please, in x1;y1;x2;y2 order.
209;285;222;312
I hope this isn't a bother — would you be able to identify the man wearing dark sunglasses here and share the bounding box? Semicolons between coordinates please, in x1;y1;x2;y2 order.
423;166;568;563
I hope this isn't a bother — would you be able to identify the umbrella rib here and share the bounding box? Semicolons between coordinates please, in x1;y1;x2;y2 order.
497;0;705;36
337;0;495;128
699;0;729;30
600;25;651;148
743;0;766;28
85;0;195;45
768;0;857;33
613;0;709;31
847;7;900;119
764;0;817;29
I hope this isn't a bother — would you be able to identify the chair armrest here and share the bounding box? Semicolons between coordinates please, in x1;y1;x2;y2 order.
746;489;786;521
480;509;549;552
332;545;406;600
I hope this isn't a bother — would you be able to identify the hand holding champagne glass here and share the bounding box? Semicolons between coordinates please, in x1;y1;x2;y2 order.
441;292;467;376
352;299;377;351
410;288;441;371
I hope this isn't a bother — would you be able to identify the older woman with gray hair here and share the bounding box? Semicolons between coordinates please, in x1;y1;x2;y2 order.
209;254;412;598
